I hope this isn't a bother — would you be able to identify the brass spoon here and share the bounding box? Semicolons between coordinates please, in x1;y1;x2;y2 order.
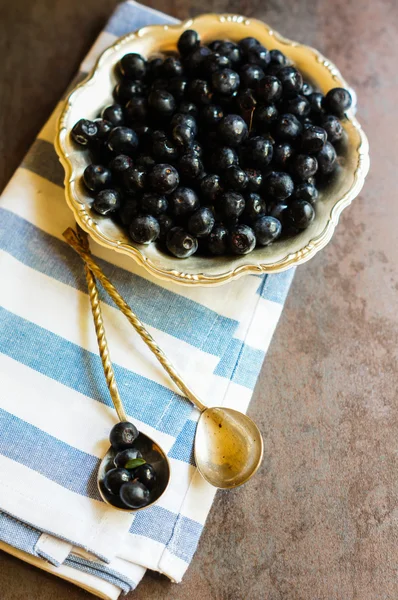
78;229;170;511
64;228;264;489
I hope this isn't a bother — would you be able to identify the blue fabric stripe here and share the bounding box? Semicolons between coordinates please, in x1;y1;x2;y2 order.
0;408;101;499
0;512;40;555
0;208;238;357
167;514;203;563
168;419;196;465
65;555;136;594
258;270;295;304
214;338;265;390
104;2;177;37
21;139;65;187
0;305;191;437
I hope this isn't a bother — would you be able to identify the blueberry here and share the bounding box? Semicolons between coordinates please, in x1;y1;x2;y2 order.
93;189;121;215
120;53;147;80
110;421;139;450
221;191;245;219
122;166;147;193
151;78;169;92
141;192;168;215
254;104;279;132
278;66;303;95
264;171;294;201
151;132;178;162
187;79;212;105
115;80;146;105
103;468;131;495
218;114;248;147
172;123;195;150
236;90;256;113
243;192;266;221
316;141;337;174
230;224;256;254
239;64;265;88
130;215;160;244
114;448;143;469
188;207;215;237
243;136;273;169
286;200;315;229
157;214;174;241
272;142;295;168
269;201;289;224
302;81;314;96
216;41;241;66
93;119;113;142
162;56;183;78
208;40;223;52
207;224;229;255
136;154;156;171
118;198;139;226
148;90;176;117
253;215;282;245
133;464;157;491
178;30;200;56
301;125;327;153
107;127;139;155
178;101;198;116
309;92;324;115
321;115;344;143
135;125;153;149
149;164;179;194
295;182;319;204
109;154;133;178
212;69;240;96
168;77;187;100
274;113;302;142
201;104;224;128
246;45;271;70
245;168;263;192
192;141;203;156
204;53;231;73
120;481;150;509
125;96;148;125
291;154;318;179
101;104;124;127
184;46;211;74
224;165;249;191
284;94;311;118
166;227;198;258
323;87;352;117
239;37;261;53
210;146;239;172
178;153;204;181
269;49;287;66
169;187;199;216
83;164;112;191
256;75;282;103
171;112;198;134
147;57;163;80
71;119;98;146
200;174;223;202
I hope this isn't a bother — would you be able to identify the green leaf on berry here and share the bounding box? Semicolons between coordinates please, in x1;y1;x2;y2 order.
125;457;146;470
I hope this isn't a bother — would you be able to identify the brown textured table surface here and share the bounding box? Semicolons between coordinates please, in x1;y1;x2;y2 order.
1;0;397;598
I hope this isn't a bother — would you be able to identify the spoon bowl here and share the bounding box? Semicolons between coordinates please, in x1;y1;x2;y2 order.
194;407;264;489
98;432;171;511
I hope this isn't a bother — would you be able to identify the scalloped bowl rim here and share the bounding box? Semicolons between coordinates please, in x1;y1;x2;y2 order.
55;14;370;286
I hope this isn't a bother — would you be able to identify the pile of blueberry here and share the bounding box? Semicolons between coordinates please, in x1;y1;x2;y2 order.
102;421;156;509
72;29;352;258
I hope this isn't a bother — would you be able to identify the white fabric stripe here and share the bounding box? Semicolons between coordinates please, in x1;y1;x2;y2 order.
80;32;118;73
121;536;167;572
234;295;283;350
0;249;219;402
35;534;72;565
72;546;146;584
0;541;123;600
158;549;189;584
2;168;265;321
0;353;174;456
0;455;133;562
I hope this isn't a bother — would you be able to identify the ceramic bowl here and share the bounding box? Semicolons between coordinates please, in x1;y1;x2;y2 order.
55;14;370;286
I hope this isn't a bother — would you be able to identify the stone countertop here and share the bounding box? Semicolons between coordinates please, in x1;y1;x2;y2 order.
1;0;397;598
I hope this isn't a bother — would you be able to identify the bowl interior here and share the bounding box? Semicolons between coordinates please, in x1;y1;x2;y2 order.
58;15;368;284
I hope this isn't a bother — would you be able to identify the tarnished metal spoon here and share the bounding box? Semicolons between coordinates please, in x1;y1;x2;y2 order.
64;228;263;489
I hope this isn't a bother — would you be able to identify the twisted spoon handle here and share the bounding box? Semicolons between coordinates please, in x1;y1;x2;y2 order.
78;228;128;422
63;227;207;413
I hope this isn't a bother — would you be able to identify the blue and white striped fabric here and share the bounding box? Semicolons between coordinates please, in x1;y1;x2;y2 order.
0;2;295;598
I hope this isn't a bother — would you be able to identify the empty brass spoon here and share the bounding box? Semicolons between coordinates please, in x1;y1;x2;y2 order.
64;228;263;489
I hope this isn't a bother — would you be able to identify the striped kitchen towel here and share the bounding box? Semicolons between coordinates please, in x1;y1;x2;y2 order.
0;2;295;598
